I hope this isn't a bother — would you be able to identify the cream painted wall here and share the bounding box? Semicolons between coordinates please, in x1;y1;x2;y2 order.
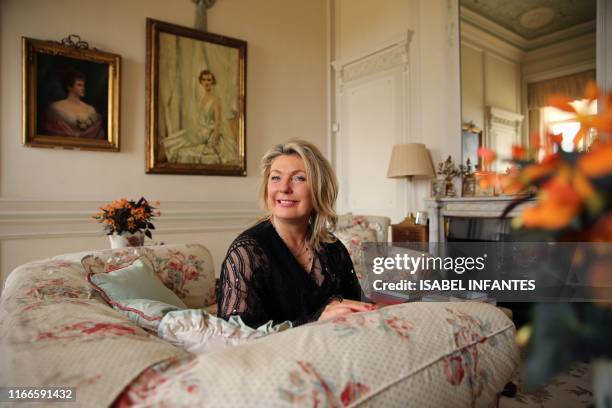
332;0;461;218
0;0;328;286
460;29;522;132
1;0;327;201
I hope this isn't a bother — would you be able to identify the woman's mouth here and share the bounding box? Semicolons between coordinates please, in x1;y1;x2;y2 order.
277;199;298;207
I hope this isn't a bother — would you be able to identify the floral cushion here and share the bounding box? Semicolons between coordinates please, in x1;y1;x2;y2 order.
81;244;215;308
335;229;377;270
337;214;391;243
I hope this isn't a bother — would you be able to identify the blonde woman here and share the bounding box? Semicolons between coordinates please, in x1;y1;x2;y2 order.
217;140;374;328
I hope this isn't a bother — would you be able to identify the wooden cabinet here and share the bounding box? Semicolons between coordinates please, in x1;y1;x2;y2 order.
391;219;428;243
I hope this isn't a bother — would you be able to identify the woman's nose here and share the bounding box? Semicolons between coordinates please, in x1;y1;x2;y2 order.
278;178;292;193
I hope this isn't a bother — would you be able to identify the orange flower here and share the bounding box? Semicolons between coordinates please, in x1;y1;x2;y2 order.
511;145;527;161
577;141;612;178
110;198;129;209
520;171;582;229
520;154;560;183
477;148;496;166
499;167;525;195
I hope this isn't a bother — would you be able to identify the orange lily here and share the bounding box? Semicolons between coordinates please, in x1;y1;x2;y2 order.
578;141;612;178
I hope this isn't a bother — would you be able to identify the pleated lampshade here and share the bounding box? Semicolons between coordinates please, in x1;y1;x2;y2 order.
387;143;436;178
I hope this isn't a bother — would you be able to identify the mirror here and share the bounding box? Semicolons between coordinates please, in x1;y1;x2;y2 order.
459;0;597;172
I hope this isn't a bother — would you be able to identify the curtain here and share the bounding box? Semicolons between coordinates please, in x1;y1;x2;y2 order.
527;70;595;150
527;69;596;109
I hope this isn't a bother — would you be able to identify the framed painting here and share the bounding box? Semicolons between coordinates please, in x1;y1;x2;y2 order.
146;19;247;176
22;35;120;151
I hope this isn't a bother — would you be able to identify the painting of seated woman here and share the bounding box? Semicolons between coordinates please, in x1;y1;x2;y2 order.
146;19;247;176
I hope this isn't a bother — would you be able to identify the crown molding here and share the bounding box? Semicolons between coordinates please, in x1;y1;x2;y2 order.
461;6;596;52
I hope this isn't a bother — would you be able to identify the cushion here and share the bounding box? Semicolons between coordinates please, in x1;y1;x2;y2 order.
87;257;187;310
335;229;378;294
81;244;216;308
120;302;519;407
157;309;292;354
337;214;391;242
112;298;182;332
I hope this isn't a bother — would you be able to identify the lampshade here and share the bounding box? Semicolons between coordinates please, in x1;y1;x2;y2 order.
387;143;435;178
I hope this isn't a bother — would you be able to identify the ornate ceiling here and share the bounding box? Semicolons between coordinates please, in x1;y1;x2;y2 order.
461;0;596;40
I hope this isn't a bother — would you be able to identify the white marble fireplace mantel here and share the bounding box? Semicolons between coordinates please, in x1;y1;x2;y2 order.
424;196;532;242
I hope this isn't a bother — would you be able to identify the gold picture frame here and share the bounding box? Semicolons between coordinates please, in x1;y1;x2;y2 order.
22;36;120;151
146;19;247;176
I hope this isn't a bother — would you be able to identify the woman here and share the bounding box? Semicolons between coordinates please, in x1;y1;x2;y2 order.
42;69;105;139
163;69;238;165
217;140;375;328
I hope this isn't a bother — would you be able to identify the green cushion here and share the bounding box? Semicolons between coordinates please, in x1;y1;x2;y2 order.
88;258;187;309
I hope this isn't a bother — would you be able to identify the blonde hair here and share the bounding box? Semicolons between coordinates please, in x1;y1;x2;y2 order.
259;139;338;252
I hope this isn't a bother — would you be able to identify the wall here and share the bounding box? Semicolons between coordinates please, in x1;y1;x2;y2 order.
0;0;327;287
331;0;461;220
460;23;523;132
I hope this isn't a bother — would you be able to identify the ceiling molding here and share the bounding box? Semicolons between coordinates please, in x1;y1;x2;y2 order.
461;22;524;63
460;6;595;52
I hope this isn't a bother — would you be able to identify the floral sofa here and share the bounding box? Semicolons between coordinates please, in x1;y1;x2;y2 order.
0;244;519;407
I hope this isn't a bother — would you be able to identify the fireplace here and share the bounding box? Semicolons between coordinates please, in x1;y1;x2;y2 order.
425;196;534;327
425;196;530;243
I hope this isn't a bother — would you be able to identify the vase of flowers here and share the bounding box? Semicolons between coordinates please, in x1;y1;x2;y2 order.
93;197;159;249
478;82;612;405
437;155;461;197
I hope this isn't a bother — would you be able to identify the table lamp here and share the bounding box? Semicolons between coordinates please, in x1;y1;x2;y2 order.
387;143;436;223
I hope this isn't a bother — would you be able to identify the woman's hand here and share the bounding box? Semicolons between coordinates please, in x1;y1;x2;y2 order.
317;299;377;321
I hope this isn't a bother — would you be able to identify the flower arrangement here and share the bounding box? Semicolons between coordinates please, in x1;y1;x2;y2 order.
478;83;612;395
93;197;160;239
437;155;461;197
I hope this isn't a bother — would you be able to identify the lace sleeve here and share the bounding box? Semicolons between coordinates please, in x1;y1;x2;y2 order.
217;236;270;328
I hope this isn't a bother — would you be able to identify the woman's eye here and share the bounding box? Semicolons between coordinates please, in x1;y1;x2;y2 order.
270;175;281;181
293;175;306;182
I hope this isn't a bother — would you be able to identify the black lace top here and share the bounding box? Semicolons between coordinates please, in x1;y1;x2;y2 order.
217;220;364;328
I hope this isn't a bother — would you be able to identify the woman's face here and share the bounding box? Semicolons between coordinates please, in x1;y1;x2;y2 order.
200;74;214;91
267;154;313;224
68;79;85;98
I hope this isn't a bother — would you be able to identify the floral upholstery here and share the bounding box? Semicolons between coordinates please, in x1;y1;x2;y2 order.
81;244;215;308
1;244;519;407
336;214;391;293
117;302;518;407
337;213;391;243
0;247;191;407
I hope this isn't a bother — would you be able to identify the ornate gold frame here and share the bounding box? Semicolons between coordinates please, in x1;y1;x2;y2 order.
145;19;247;176
22;36;120;151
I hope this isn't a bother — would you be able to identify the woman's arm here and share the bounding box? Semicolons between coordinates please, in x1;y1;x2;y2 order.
217;237;270;328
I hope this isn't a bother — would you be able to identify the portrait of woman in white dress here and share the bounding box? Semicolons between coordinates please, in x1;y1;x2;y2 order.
148;22;246;175
162;69;238;165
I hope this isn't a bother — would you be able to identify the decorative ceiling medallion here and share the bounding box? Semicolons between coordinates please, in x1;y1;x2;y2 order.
519;7;555;29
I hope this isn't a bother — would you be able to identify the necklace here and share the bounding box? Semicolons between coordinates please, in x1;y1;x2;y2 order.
270;218;313;271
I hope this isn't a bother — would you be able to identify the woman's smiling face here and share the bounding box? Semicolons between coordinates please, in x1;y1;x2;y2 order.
267;154;313;224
